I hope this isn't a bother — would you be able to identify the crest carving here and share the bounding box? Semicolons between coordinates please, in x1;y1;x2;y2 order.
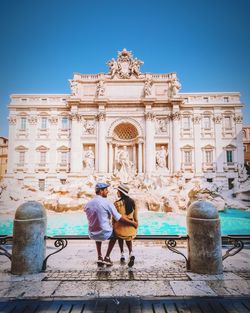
107;48;144;79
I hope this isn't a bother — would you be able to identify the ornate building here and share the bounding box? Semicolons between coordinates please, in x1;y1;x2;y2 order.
0;137;8;181
243;125;250;165
6;49;244;190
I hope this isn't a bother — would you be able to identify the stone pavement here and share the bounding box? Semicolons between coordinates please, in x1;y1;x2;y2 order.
0;240;250;299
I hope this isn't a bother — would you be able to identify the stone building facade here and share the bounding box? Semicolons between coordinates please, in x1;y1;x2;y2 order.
0;137;8;181
243;125;250;165
6;49;244;190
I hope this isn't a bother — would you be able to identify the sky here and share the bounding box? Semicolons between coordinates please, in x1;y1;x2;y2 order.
0;0;249;137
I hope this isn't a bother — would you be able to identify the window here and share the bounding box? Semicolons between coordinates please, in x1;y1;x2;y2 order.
207;178;213;183
226;150;233;163
38;179;45;191
242;130;246;139
184;151;192;164
19;151;25;165
183;116;190;130
224;116;232;129
40;152;46;164
41;117;47;129
203;116;211;129
228;178;234;190
203;97;209;103
62;117;68;130
60;179;67;185
205;151;213;163
224;97;229;103
20;117;26;130
244;145;247;152
61;152;68;164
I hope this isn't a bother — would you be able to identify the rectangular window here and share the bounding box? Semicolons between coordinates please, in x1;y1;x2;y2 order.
205;151;213;163
19;151;25;165
225;117;232;129
61;152;68;164
38;179;45;191
60;179;67;185
224;97;229;103
203;97;209;102
207;178;213;183
40;152;46;164
184;151;192;164
226;150;233;163
183;116;190;130
203;116;211;129
20;117;26;130
62;117;68;129
41;117;47;129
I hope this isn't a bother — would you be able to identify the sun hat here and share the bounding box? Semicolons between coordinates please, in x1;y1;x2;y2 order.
116;183;130;196
95;182;110;190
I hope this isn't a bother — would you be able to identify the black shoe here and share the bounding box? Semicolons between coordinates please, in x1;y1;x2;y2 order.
103;256;113;266
97;256;104;267
128;255;135;267
120;253;126;264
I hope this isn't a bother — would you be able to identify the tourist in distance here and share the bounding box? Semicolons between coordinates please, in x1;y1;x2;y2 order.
113;183;138;267
84;182;137;266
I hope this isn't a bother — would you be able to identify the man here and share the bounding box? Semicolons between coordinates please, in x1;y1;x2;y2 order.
84;182;137;266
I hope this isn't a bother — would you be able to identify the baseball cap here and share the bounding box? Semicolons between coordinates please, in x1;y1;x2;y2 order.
95;182;110;190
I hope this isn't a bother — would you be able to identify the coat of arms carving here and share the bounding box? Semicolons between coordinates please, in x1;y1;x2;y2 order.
107;48;144;79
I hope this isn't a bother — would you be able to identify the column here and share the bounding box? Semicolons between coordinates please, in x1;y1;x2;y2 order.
234;115;244;165
145;112;155;174
138;140;143;174
193;114;202;175
49;115;58;173
97;112;107;173
133;145;136;167
214;114;223;173
27;115;38;174
172;111;181;173
108;141;113;173
6;116;17;175
70;114;82;173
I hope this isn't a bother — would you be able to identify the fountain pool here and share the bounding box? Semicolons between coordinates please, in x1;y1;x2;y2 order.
0;209;250;236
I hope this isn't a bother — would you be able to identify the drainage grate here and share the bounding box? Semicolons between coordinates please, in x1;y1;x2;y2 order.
43;270;190;281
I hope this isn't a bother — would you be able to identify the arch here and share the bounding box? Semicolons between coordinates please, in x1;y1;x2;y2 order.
107;117;144;138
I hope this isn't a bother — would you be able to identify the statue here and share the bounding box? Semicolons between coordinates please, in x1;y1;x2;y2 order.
170;73;181;97
107;58;119;78
96;80;105;97
115;146;134;183
156;146;168;169
70;80;78;96
130;58;143;77
144;79;152;96
83;147;95;170
156;119;168;133
83;119;95;134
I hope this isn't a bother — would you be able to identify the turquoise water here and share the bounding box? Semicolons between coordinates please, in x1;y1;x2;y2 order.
0;209;250;236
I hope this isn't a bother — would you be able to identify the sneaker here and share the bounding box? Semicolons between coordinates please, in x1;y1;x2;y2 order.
103;256;113;266
128;255;135;268
120;253;126;263
97;256;104;267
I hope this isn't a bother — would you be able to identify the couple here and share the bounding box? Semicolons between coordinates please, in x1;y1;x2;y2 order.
84;182;138;267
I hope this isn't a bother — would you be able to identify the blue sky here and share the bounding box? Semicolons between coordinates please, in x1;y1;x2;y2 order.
0;0;249;137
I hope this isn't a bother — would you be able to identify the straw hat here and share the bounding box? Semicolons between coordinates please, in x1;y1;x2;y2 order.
116;183;130;196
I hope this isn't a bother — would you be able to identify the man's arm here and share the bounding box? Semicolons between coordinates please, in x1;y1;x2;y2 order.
119;216;138;228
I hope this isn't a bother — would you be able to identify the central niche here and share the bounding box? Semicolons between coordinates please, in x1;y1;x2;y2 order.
113;122;138;141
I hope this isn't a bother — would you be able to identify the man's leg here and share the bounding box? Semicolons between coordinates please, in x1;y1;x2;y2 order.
103;238;117;265
95;241;104;265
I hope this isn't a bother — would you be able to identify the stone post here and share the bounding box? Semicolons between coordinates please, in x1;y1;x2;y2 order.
11;201;47;275
187;200;223;274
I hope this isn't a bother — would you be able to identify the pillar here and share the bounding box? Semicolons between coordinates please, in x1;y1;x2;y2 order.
172;110;181;173
193;114;202;175
7;116;17;174
70;114;82;173
145;112;155;174
97;112;107;173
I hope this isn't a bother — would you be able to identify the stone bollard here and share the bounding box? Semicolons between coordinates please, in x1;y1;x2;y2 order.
187;200;223;274
11;201;47;275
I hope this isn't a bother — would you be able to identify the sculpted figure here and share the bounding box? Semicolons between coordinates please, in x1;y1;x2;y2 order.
83;147;95;169
116;146;133;183
83;119;95;134
171;73;181;96
144;79;152;96
70;80;78;96
156;146;168;168
130;58;143;77
107;58;119;78
96;80;105;97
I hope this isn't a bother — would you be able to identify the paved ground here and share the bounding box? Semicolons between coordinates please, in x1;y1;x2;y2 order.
0;240;250;312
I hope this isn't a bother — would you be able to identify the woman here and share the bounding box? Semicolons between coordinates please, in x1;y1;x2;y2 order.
113;183;138;267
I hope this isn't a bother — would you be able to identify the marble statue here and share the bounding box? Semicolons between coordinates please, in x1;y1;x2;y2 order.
115;146;134;183
96;80;105;97
156;146;168;169
83;119;95;134
170;73;181;96
144;79;152;96
83;147;95;170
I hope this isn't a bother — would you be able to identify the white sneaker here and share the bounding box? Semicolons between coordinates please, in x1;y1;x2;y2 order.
120;252;125;263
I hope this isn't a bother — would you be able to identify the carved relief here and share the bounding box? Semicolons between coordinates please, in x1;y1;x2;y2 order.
106;48;144;79
192;115;201;124
234;114;243;123
144;79;152;97
8;116;17;125
145;112;155;121
96;112;106;121
71;113;80;121
155;118;169;134
28;116;38;125
171;112;181;121
49;116;58;124
82;119;96;134
213;115;222;124
96;80;105;97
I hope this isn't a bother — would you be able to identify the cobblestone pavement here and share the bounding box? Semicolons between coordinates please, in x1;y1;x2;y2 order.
0;240;250;299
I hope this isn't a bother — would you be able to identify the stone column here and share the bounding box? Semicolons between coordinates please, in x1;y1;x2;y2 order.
145;112;155;174
213;114;223;173
234;114;244;165
172;110;181;173
7;116;17;174
108;141;113;173
97;112;107;173
193;114;202;175
70;114;82;173
48;115;58;174
27;115;38;174
138;140;143;174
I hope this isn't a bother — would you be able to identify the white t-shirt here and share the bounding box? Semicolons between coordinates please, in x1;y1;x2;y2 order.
84;195;121;241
